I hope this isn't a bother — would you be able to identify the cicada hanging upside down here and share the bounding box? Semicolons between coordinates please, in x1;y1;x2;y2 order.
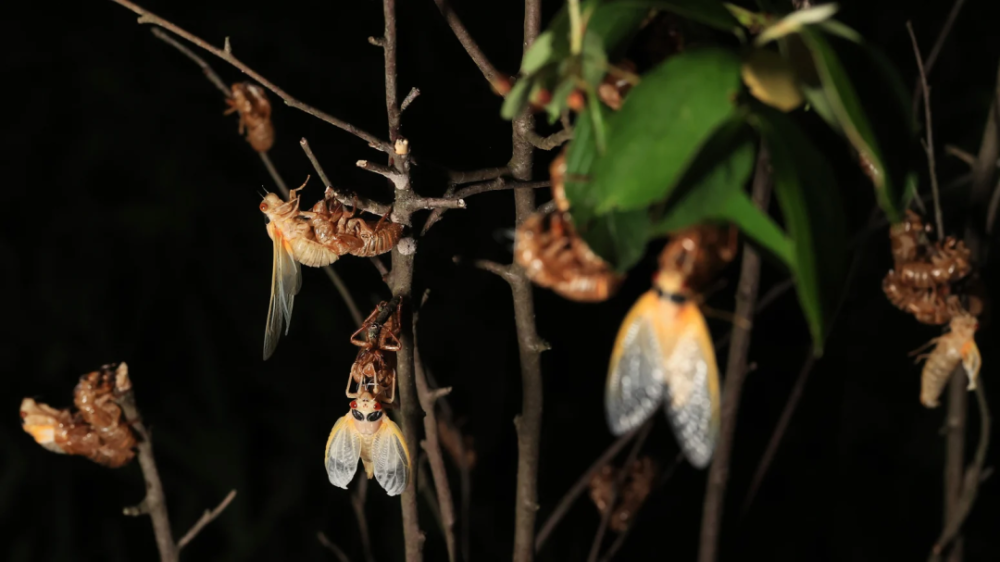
325;390;411;496
605;225;737;468
514;150;624;302
259;179;405;360
225;82;274;153
914;313;982;408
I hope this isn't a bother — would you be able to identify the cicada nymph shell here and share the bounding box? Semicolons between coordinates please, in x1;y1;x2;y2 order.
514;151;624;302
347;300;402;403
882;210;972;325
319;188;404;258
325;391;411;496
225;82;274;152
597;59;638;111
588;456;658;533
915;313;981;408
20;364;136;468
605;224;736;468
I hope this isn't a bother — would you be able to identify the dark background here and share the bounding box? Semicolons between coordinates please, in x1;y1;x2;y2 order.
3;0;1000;560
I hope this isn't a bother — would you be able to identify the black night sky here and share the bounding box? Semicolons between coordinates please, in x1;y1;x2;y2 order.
3;1;1000;561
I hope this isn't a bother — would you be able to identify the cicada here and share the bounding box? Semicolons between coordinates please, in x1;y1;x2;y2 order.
317;188;404;257
225;82;274;152
347;301;402;403
915;313;982;408
325;391;411;496
514;151;624;302
605;225;736;468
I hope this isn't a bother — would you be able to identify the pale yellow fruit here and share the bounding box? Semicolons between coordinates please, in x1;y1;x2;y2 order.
741;49;804;112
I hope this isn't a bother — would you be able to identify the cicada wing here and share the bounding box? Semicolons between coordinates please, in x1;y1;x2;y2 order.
659;305;721;469
325;413;362;489
263;226;303;360
605;291;677;435
371;417;411;497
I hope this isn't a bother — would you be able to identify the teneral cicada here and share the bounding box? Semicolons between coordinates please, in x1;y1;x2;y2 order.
915;313;982;408
325;390;411;496
605;225;737;468
514;151;624;302
225;82;274;152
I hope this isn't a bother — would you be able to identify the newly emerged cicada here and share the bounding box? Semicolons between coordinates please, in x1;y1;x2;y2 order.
325;390;411;496
605;225;737;468
914;313;982;408
514;151;624;302
225;82;274;152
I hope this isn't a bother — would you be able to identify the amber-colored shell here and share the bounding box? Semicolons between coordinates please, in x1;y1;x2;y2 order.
657;224;738;293
320;189;404;257
882;271;963;325
20;365;136;468
515;209;624;302
226;82;274;152
349;348;397;404
549;150;569;213
587;456;658;533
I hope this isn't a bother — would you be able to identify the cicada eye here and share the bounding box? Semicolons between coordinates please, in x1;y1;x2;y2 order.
374;402;382;411
259;202;269;212
350;401;357;409
352;410;365;421
366;410;383;422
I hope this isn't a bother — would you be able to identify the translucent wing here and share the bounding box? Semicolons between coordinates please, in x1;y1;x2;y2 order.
659;305;721;469
371;417;411;496
605;291;677;435
325;413;362;489
263;224;303;360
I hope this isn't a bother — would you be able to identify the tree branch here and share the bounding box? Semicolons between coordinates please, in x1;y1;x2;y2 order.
317;532;353;562
114;365;179;562
413;295;458;562
300;138;391;216
907;21;945;240
107;0;393;153
522;128;574;151
448;166;510;186
911;0;967;118
432;0;508;94
698;146;771;562
177;490;237;550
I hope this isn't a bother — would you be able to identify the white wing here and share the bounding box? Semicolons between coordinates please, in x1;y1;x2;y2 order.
263;225;302;360
605;293;667;435
325;414;361;489
371;418;411;496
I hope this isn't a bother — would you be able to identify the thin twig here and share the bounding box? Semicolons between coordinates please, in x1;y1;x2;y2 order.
114;364;179;562
432;0;508;94
907;21;945;240
535;426;642;552
259;153;290;198
522;128;574;151
107;0;392;153
449;167;510;186
698;146;771;562
413;294;458;562
454;179;550;200
400;87;421;113
150;28;229;96
597;452;685;562
911;0;968;118
300;138;390;215
587;421;653;562
177;490;237;550
713;277;794;352
351;476;376;562
318;532;353;562
930;382;991;561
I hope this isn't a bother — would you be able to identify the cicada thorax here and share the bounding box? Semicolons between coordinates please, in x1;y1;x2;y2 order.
260;191;346;268
226;82;274;152
918;313;981;408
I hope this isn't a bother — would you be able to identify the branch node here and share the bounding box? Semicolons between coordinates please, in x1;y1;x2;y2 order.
397;237;417;256
395;138;410;156
223;36;232;54
369;36;386;47
123;500;151;517
429;387;453;402
400;87;421;113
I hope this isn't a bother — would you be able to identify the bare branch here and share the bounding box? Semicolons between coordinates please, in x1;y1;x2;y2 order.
322;266;364;328
448;166;510;186
586;420;653;562
911;0;968;117
299;138;390;215
522;128;574;151
350;476;376;562
114;365;179;562
432;0;508;94
177;490;237;550
317;532;353;562
907;21;945;240
413;297;459;562
357;159;409;190
454;179;550;200
400;87;421;113
150;28;229;96
535;426;642;552
472;259;518;283
698;146;771;562
107;0;393;153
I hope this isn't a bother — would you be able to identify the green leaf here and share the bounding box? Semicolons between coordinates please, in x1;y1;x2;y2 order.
581;29;609;89
585;48;743;213
578;208;652;272
547;0;649;61
797;26;904;222
500;77;533;120
616;0;738;32
563;102;610;225
522;30;557;75
650;127;795;267
546;78;577;124
751;105;847;356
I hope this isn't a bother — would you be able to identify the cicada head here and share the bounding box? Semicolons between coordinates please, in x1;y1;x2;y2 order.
349;391;385;432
